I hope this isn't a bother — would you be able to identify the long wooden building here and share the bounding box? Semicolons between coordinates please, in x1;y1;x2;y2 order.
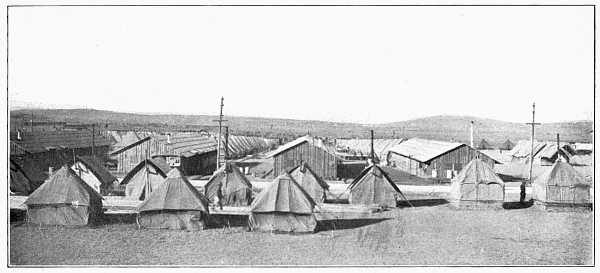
267;135;340;180
386;138;498;181
110;132;217;176
9;130;113;190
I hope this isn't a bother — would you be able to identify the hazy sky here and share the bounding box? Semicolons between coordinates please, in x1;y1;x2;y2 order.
8;6;594;124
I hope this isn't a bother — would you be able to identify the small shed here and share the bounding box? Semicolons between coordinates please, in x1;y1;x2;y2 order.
249;172;317;233
477;139;493;150
267;135;341;180
71;156;117;195
204;162;253;207
449;159;505;207
348;164;402;208
24;166;104;226
288;162;329;203
532;161;591;209
121;158;172;200
137;168;210;231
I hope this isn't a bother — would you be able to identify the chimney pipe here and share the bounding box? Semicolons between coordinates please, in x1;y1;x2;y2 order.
470;121;474;147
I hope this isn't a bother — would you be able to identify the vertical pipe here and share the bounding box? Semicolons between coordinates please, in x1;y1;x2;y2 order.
470;121;474;148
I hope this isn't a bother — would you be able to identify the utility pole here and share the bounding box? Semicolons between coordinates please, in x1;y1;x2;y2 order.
91;124;95;157
370;129;376;164
213;97;227;169
523;102;541;203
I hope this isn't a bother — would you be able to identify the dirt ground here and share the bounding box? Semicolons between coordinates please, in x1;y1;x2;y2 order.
10;202;593;266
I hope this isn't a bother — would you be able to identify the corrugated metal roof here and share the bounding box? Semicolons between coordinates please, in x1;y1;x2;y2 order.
508;140;546;158
335;138;405;161
220;135;277;158
9;130;113;154
387;138;464;163
154;133;217;156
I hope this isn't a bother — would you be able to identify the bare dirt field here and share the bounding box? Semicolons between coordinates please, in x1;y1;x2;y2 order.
10;202;592;266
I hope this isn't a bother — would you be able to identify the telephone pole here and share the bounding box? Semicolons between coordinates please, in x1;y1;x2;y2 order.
523;102;541;203
213;97;227;169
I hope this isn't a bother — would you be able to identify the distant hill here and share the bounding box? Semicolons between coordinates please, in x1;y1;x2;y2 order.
10;109;593;145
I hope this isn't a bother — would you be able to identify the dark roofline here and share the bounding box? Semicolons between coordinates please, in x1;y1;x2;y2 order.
109;136;151;156
119;158;170;185
348;164;402;193
388;143;500;164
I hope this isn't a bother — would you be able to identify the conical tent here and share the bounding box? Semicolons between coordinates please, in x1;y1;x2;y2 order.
137;168;210;231
348;164;401;207
478;139;493;150
204;163;252;206
532;161;591;206
10;160;31;195
289;162;329;203
501;139;515;150
249;172;317;233
25;166;103;226
449;158;505;202
122;158;171;200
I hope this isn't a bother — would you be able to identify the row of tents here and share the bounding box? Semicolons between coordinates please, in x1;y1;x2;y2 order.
20;154;592;233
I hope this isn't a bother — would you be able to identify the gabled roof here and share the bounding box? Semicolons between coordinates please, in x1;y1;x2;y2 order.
250;172;316;214
25;166;103;206
74;156;117;185
508;140;547;158
348;164;402;193
537;144;573;161
9;130;112;154
120;158;172;185
387;138;465;163
266;135;337;158
138;168;209;212
220;135;278;158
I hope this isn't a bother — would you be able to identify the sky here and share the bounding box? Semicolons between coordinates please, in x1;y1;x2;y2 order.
8;6;594;124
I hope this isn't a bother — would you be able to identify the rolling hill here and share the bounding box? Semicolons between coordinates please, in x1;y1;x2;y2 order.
10;109;593;146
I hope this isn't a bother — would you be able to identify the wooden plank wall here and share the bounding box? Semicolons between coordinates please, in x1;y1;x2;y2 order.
388;145;496;180
273;142;338;179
